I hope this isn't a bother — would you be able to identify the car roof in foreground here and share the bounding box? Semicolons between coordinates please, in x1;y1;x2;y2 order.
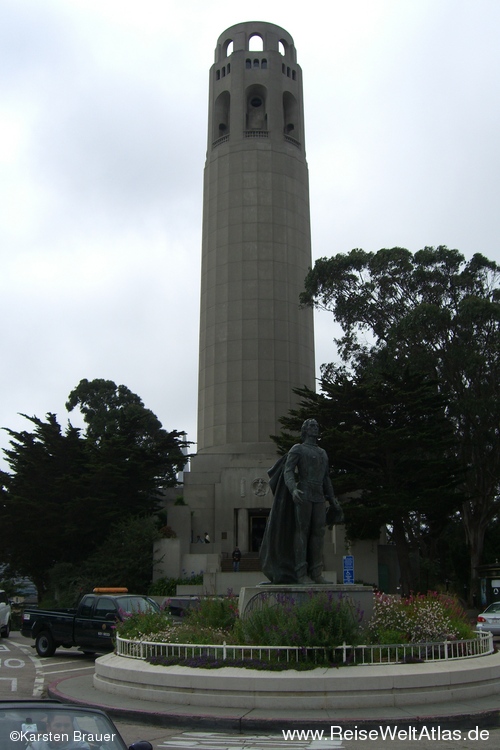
0;699;114;717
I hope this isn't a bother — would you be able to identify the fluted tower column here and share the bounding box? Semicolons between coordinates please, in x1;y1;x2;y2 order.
197;21;315;455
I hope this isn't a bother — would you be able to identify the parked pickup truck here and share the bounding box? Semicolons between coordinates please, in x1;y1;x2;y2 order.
21;589;160;657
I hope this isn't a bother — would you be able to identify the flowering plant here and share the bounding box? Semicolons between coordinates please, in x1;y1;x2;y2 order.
367;591;474;643
115;592;241;645
235;590;362;649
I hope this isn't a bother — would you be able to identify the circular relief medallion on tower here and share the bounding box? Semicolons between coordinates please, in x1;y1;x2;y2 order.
252;478;269;497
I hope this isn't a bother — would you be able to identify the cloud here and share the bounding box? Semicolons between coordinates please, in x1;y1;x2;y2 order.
1;0;500;470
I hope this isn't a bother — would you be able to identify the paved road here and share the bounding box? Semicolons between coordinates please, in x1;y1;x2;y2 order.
0;631;96;698
2;632;500;749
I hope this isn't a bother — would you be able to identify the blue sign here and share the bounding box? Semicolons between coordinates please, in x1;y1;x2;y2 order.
343;555;354;584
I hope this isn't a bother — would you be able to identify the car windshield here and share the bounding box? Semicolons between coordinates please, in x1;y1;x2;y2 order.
115;595;159;614
0;705;127;749
485;603;500;614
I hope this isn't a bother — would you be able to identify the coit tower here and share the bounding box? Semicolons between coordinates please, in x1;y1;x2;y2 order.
184;21;315;554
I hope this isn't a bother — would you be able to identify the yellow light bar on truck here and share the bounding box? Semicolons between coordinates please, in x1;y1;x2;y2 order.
93;588;128;594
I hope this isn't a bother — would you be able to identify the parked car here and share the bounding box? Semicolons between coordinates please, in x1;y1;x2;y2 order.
476;601;500;635
0;700;152;749
0;590;12;638
21;588;161;657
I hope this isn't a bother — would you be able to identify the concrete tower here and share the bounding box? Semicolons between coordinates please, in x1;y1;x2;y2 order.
183;21;315;556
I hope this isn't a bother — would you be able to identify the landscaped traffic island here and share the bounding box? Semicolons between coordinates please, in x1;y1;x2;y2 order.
91;588;500;712
94;635;499;711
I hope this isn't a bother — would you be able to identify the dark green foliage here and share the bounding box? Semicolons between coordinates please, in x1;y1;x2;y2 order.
119;591;363;664
148;573;203;597
66;379;190;516
296;246;500;599
186;594;239;632
0;414;92;595
115;609;172;640
236;591;361;649
81;516;161;593
275;365;464;593
0;380;189;598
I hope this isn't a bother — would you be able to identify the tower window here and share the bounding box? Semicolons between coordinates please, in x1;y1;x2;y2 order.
253;59;259;68
283;91;300;143
222;67;226;77
213;90;230;144
216;70;220;80
249;34;263;51
246;86;267;131
222;39;234;58
261;59;267;69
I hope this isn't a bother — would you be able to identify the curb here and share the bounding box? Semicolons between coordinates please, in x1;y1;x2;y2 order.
47;673;500;733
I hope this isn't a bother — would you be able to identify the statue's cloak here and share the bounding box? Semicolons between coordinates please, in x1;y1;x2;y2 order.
259;454;297;584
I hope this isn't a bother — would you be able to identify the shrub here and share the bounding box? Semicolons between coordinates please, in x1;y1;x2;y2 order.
114;597;238;645
235;591;362;649
158;525;177;538
148;572;203;597
114;609;173;641
185;593;239;632
367;591;475;643
118;620;235;646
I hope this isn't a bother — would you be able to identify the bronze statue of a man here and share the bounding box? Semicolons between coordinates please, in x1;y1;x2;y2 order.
260;418;344;585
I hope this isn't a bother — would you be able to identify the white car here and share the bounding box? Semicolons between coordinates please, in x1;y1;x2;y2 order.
476;601;500;636
0;590;11;637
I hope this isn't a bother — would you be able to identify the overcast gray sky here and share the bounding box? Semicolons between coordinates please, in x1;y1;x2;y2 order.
1;0;499;467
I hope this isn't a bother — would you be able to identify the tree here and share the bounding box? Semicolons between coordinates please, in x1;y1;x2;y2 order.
274;364;463;594
0;414;89;596
82;516;161;593
300;246;500;599
44;517;162;605
66;379;190;517
0;380;190;598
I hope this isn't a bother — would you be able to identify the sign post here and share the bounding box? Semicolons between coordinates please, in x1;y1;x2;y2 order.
343;555;354;584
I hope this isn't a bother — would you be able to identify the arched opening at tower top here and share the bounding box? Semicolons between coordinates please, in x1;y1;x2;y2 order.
249;34;263;51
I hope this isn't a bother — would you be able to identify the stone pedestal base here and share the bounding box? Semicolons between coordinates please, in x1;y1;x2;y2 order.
238;583;374;622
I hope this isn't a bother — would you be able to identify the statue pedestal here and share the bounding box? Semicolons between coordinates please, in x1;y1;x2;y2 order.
238;584;374;623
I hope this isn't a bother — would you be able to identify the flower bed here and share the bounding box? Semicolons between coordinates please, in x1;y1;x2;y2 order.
113;589;487;669
116;630;493;668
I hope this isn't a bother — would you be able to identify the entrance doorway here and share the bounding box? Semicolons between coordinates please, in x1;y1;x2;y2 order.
249;512;269;552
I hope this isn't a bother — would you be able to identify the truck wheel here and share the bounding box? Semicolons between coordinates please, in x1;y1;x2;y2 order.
36;631;56;657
